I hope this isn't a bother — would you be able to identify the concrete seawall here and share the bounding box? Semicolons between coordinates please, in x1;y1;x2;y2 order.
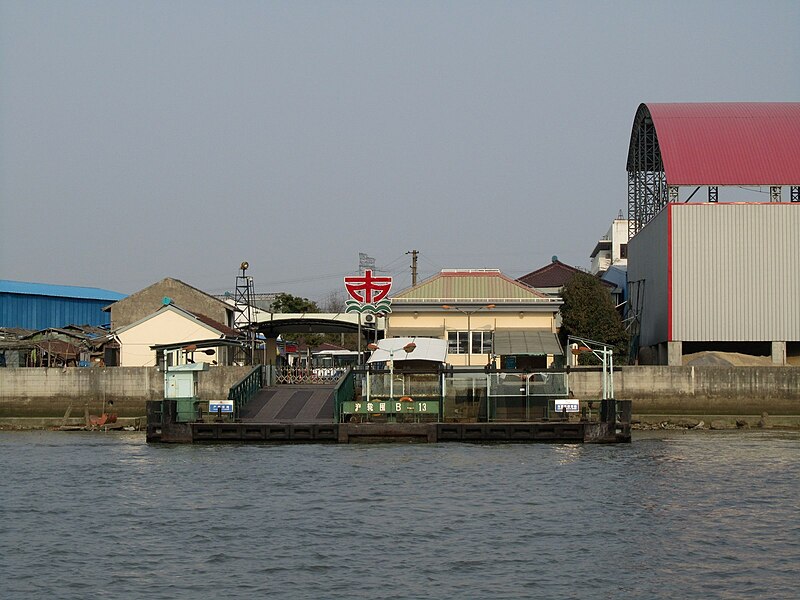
1;365;798;428
569;366;800;416
0;366;251;426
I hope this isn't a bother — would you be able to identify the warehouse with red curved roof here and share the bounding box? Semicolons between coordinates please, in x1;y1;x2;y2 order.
625;102;800;366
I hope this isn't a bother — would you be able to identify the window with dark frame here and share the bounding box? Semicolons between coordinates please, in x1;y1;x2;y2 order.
448;331;493;354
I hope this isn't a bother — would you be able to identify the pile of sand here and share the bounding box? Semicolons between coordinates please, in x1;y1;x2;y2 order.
682;351;773;367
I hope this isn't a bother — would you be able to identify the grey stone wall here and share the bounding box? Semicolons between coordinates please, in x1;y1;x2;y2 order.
568;366;800;415
0;366;250;418
2;365;798;422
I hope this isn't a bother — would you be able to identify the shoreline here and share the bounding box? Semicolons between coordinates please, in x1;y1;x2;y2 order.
0;416;146;431
2;414;799;432
632;413;800;431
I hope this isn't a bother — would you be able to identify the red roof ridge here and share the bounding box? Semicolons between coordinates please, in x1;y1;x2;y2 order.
192;312;240;338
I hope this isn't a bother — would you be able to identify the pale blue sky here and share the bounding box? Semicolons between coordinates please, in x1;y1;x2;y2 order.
2;0;798;301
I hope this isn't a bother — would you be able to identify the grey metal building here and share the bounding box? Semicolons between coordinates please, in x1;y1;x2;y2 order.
628;203;800;364
625;103;800;365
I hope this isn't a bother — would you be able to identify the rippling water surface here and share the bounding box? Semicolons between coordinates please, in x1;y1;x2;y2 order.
1;431;798;599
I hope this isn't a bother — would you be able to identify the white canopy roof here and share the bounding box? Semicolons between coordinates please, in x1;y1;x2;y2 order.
366;337;448;364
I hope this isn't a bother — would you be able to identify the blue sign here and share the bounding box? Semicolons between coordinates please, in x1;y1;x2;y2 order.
209;400;234;413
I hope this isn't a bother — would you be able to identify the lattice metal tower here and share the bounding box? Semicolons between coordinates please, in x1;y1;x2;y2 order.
233;261;256;365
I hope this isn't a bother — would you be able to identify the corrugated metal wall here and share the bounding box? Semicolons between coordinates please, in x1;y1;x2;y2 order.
628;207;670;347
0;294;112;329
672;204;800;342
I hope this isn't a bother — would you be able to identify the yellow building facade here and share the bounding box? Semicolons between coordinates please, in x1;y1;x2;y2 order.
387;269;563;368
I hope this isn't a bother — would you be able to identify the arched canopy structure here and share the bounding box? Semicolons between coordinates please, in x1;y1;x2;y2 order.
626;102;800;237
251;312;381;337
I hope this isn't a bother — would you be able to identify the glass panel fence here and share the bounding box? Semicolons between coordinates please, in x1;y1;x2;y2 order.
350;369;570;423
443;372;488;422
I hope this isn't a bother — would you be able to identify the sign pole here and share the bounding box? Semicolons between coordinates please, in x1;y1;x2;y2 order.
357;312;362;366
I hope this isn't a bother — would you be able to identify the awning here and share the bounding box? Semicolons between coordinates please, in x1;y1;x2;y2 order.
367;337;448;364
150;339;244;351
493;330;563;356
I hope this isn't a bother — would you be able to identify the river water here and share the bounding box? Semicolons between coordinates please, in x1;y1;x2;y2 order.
1;430;798;600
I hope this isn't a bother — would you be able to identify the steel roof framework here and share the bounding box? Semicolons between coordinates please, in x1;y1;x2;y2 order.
627;104;800;238
627;104;667;239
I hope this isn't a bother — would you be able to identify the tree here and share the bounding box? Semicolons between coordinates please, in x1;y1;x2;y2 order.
269;293;322;347
269;291;361;350
559;272;629;365
318;289;347;313
270;293;319;314
317;289;360;349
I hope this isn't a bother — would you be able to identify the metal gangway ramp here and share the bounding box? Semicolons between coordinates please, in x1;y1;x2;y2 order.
239;385;336;424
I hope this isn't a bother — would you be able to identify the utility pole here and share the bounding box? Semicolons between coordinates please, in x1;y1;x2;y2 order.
406;249;419;286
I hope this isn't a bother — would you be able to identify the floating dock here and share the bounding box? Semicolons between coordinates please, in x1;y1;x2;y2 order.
146;397;631;444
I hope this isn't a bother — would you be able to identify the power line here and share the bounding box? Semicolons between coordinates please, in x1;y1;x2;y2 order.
419;253;442;271
206;271;353;295
379;254;408;272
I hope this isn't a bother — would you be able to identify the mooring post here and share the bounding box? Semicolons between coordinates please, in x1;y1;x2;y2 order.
600;399;616;424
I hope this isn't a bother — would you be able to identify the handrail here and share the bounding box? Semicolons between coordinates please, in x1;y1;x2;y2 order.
274;366;345;385
229;365;263;419
333;366;355;423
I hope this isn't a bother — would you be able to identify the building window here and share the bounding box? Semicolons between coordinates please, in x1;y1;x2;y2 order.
448;331;468;354
620;243;628;259
472;331;493;354
448;331;493;354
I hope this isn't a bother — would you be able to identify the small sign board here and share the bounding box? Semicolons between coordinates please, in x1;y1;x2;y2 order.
554;399;580;413
342;400;439;414
209;400;234;414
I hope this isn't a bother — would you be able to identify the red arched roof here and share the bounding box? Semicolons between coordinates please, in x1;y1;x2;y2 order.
628;103;800;186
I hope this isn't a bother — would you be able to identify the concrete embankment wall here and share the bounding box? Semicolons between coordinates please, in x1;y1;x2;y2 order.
1;365;798;428
0;366;251;422
569;366;800;417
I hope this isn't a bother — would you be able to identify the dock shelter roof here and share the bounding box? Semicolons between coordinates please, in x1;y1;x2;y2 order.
150;339;246;352
252;313;380;336
367;337;448;364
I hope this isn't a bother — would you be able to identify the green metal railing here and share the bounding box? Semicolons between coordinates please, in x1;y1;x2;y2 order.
229;365;264;419
333;367;355;423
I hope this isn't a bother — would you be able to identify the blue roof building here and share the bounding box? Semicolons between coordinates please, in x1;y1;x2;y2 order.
0;280;127;330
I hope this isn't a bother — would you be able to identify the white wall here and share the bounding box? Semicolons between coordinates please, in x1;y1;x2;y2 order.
611;219;630;264
116;309;222;367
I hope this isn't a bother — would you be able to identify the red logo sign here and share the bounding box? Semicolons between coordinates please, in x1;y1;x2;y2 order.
344;270;392;304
